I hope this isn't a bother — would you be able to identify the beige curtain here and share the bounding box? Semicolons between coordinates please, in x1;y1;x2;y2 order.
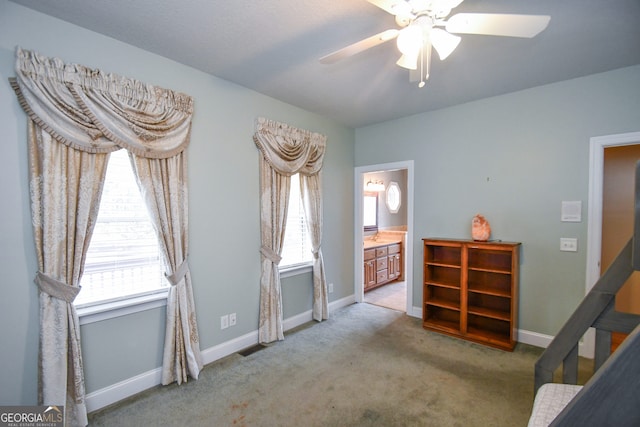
28;121;108;426
253;117;327;343
11;47;201;425
301;173;329;321
131;153;203;384
257;159;290;342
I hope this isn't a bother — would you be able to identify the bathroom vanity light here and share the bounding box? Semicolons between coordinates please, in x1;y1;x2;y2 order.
365;180;385;192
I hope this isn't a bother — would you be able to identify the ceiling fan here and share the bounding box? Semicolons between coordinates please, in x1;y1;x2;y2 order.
320;0;550;88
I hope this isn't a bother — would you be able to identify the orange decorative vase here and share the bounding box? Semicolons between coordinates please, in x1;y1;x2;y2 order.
472;214;491;241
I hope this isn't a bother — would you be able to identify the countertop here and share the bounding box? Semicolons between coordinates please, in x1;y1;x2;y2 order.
363;239;402;249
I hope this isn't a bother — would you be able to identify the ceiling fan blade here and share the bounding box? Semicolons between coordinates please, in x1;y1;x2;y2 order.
446;0;464;8
445;13;551;38
367;0;405;15
319;29;399;64
434;0;465;10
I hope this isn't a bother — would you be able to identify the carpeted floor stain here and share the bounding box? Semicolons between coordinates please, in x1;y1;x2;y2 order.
230;401;248;426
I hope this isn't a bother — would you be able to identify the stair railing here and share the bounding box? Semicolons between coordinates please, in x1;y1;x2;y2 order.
534;161;640;394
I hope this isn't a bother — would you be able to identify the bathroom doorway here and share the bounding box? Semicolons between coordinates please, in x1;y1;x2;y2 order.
354;161;415;316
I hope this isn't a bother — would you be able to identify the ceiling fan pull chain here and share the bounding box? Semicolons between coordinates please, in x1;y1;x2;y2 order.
419;41;425;88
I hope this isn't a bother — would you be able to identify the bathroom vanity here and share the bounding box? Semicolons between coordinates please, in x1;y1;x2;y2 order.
363;239;403;292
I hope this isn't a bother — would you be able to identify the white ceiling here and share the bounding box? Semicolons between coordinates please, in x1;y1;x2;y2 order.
10;0;640;128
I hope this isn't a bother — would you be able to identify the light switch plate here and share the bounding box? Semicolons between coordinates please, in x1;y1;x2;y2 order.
560;238;578;252
561;201;582;222
221;315;229;329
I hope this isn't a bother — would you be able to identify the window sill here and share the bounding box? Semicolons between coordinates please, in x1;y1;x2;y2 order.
279;263;313;278
77;290;169;325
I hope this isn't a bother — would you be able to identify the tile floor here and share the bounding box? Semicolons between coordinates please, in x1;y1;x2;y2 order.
364;280;406;312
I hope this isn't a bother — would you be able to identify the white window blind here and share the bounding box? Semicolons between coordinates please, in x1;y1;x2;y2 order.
75;149;167;307
280;174;313;268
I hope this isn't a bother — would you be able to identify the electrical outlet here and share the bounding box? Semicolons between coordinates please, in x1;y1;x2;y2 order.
328;283;334;293
229;313;237;326
560;238;578;252
220;314;229;329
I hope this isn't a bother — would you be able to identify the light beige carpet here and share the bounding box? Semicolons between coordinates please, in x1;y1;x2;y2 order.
88;303;591;426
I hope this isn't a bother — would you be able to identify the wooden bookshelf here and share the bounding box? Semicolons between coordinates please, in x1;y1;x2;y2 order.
423;238;521;351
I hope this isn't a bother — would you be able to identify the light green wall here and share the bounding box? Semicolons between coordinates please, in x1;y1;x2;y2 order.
355;65;640;336
0;1;354;404
3;0;640;408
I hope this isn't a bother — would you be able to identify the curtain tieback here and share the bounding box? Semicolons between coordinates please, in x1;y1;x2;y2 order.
34;271;80;303
165;258;189;286
260;246;282;265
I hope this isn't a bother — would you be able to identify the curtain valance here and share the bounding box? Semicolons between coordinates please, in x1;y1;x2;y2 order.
253;117;326;175
10;47;192;159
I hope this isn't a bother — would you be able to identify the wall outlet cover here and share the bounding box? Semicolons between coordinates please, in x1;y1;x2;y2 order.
560;238;578;252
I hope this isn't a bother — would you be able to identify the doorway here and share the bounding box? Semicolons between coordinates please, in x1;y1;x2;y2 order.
354;161;415;317
602;145;640;314
585;131;640;356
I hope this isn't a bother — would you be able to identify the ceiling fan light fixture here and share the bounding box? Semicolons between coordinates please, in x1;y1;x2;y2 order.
396;25;422;69
431;28;461;60
396;25;422;55
396;53;419;70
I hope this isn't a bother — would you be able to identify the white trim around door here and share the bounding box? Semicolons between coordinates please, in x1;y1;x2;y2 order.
354;161;417;317
584;131;640;357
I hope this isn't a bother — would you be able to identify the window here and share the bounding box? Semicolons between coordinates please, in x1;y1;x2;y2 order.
75;149;167;307
280;173;313;269
363;192;378;232
386;181;401;213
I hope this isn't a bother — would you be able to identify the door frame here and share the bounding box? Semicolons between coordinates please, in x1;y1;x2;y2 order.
584;131;640;356
354;160;416;316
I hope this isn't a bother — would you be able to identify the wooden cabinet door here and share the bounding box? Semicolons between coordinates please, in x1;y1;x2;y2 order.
387;253;398;280
364;260;376;289
388;253;401;280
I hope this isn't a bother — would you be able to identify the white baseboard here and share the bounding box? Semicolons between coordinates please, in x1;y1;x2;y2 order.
517;329;554;349
85;367;163;413
408;306;422;318
85;294;356;413
517;329;591;358
408;306;581;354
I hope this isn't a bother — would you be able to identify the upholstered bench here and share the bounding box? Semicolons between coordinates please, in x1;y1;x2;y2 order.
527;383;583;427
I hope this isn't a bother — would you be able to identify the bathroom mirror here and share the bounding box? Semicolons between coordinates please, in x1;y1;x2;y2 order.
363;192;378;232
